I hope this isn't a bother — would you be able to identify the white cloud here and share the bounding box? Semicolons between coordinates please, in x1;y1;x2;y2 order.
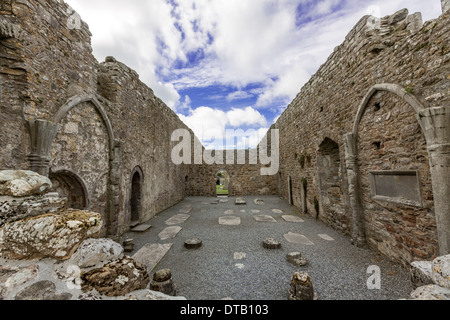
177;106;269;149
169;0;301;89
169;0;444;109
272;106;286;124
178;107;228;145
226;107;268;128
68;0;184;110
226;90;254;102
307;0;342;18
67;0;443;127
177;95;192;113
152;81;181;111
237;128;270;149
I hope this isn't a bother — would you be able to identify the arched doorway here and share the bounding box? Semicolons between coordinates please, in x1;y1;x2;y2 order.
317;138;345;229
130;167;143;226
344;83;448;260
49;170;88;210
216;170;230;196
47;94;120;237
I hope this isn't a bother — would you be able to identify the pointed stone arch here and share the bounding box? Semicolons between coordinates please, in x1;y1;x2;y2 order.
49;169;89;210
317;137;345;230
352;83;427;136
27;94;121;237
215;170;231;196
55;95;121;237
344;83;450;255
54;94;116;155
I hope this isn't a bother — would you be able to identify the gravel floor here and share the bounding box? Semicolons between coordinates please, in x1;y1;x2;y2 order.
120;196;412;300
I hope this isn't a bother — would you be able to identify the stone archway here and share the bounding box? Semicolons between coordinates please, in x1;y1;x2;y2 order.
130;167;143;226
28;94;122;237
344;83;450;256
49;169;88;210
216;170;230;196
317;138;345;230
53;95;116;153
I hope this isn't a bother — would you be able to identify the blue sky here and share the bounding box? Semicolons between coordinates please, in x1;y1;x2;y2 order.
66;0;442;149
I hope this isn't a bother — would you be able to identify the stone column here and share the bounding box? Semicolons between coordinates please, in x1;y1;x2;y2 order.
442;0;450;14
418;106;450;256
107;139;122;238
343;133;366;248
27;120;60;177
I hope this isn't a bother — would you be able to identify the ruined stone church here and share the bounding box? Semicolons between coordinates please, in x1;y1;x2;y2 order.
1;0;449;273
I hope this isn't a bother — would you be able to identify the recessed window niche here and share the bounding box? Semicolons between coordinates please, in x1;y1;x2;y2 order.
369;170;422;207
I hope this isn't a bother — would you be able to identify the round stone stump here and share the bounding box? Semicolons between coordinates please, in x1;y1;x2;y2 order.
286;252;308;267
150;268;176;296
288;272;318;301
123;239;135;253
153;268;172;282
185;238;202;249
263;238;282;250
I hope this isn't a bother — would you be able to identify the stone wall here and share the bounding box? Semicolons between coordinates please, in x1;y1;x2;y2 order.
0;0;192;236
1;0;96;170
187;150;278;197
49;101;110;216
96;57;192;235
357;92;437;262
443;0;450;14
1;0;449;267
273;9;449;266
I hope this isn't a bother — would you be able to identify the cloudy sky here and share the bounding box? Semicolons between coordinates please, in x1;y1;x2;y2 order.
66;0;442;149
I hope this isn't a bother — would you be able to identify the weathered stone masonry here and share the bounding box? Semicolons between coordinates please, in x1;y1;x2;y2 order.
1;0;449;270
0;0;192;238
273;8;450;266
187;150;278;197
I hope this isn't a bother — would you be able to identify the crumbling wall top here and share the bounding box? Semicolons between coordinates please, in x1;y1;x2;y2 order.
0;0;98;122
443;0;450;13
275;7;444;130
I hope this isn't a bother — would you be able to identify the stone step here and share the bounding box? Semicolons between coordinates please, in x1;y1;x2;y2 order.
132;243;173;274
130;223;152;233
130;220;140;228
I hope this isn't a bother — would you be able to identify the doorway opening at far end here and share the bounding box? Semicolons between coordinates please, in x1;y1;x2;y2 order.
216;170;230;196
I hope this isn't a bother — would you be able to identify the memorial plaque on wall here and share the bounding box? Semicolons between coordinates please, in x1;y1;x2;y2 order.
369;171;422;206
